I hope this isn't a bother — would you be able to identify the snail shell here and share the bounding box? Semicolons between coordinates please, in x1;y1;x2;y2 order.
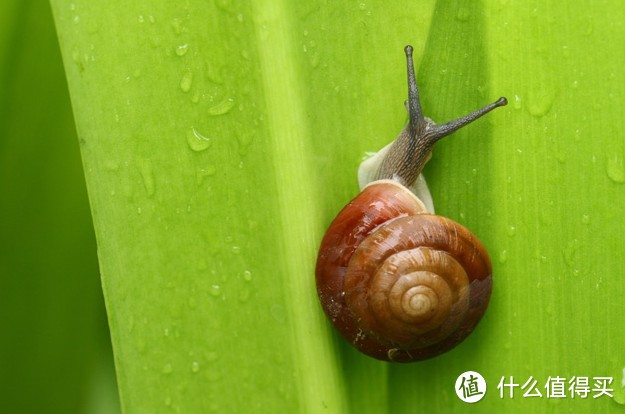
315;46;506;362
316;180;492;362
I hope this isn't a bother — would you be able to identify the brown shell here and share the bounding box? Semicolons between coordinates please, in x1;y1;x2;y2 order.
315;181;492;362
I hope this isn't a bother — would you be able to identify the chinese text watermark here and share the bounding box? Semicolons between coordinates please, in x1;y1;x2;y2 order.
455;372;614;403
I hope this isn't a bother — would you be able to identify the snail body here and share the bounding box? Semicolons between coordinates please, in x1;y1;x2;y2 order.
315;46;507;362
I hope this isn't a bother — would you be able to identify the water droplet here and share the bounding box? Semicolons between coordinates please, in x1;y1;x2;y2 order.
234;129;255;155
180;70;193;92
238;289;251;303
164;327;170;337
527;89;555;117
71;48;81;64
563;239;581;268
73;15;80;24
176;43;189;56
138;15;145;23
581;214;590;224
456;7;470;21
243;270;253;281
187;127;212;152
162;363;173;374
150;36;162;48
191;90;200;103
499;249;508;264
593;99;604;111
205;62;224;84
507;225;517;237
196;165;217;184
209;285;221;297
104;160;120;171
270;304;286;323
231;246;240;254
308;52;320;68
606;154;625;183
191;361;200;373
171;18;186;34
140;159;155;196
208;98;235;115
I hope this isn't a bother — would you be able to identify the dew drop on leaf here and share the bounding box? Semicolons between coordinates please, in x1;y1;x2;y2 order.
191;361;200;373
527;88;555;117
176;43;189;56
208;98;235;116
171;18;186;35
162;363;173;374
238;289;251;303
606;154;625;183
196;165;216;184
498;249;508;264
209;285;221;297
180;70;193;92
140;159;155;196
456;7;470;21
270;304;286;323
187;127;212;152
242;270;252;281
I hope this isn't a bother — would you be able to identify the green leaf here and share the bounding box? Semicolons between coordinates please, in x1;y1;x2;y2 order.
45;0;625;412
0;1;118;413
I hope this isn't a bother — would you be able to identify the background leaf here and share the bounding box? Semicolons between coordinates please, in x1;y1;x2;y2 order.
0;1;118;413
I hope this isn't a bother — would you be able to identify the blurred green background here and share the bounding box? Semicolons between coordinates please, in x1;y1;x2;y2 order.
0;1;119;413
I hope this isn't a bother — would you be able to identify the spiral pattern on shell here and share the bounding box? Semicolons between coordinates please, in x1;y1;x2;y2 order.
344;214;484;350
315;181;492;362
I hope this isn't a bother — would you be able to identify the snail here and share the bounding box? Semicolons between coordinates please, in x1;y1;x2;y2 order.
315;45;507;363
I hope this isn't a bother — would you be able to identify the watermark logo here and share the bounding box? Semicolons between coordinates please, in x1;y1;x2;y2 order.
497;376;614;399
454;372;615;402
456;371;487;403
